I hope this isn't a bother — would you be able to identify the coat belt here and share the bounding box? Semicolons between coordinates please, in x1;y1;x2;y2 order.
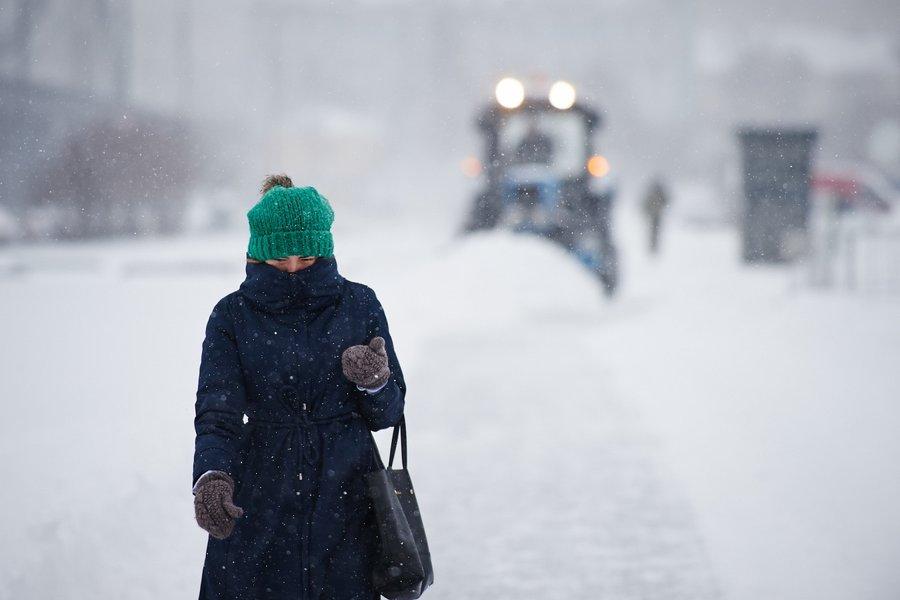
246;411;361;468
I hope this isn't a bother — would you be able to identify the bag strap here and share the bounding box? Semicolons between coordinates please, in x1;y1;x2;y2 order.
387;416;408;470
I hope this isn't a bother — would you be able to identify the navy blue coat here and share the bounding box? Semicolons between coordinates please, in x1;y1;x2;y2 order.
193;257;405;600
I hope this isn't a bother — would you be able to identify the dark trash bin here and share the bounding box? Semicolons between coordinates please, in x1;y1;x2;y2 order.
738;127;818;263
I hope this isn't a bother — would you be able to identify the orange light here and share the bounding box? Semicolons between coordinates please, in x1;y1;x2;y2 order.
587;155;610;178
461;156;482;178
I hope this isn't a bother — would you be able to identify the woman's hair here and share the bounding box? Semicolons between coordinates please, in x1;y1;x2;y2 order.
260;173;293;195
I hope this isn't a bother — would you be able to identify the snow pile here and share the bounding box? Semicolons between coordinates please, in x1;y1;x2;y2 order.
385;231;603;353
593;209;900;599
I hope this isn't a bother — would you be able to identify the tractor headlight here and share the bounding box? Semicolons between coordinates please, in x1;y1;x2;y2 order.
495;77;525;109
549;81;576;110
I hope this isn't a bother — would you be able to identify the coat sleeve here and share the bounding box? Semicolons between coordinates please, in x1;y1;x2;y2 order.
355;290;406;431
192;297;248;488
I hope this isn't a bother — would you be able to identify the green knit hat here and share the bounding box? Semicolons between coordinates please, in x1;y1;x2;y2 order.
246;186;334;260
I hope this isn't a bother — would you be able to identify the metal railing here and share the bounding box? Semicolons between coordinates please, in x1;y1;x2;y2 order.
797;208;900;295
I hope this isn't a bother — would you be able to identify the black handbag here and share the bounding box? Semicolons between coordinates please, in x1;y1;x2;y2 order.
365;417;434;599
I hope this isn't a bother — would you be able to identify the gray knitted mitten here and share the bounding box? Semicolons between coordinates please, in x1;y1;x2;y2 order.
194;471;244;540
341;336;391;390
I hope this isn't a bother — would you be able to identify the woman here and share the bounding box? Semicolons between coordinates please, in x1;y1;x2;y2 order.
192;175;406;599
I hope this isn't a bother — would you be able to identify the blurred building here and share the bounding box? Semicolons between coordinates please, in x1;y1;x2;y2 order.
1;0;897;237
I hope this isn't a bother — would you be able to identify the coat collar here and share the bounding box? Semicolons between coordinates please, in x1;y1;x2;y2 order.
239;257;344;313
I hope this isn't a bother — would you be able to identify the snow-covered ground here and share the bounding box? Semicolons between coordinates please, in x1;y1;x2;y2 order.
1;202;898;599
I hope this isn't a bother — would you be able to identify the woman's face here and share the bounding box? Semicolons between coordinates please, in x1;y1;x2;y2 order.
265;256;317;273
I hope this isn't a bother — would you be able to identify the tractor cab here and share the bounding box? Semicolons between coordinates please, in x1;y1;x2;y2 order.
464;78;618;295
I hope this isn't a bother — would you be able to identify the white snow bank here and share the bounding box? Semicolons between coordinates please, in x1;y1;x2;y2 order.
377;231;604;355
595;208;900;600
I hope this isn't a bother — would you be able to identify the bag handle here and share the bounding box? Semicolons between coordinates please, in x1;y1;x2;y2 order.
387;416;408;470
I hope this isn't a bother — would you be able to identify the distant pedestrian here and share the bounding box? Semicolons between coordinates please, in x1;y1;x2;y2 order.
191;174;407;599
642;177;669;255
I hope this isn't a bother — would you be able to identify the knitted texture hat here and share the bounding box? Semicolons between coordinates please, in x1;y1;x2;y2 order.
247;186;334;260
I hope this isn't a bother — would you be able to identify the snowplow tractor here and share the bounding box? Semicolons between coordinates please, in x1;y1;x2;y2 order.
463;78;618;296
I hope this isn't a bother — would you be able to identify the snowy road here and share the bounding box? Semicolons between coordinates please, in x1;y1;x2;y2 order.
410;321;720;599
1;207;898;599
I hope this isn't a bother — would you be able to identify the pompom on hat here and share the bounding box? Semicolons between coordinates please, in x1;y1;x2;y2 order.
246;176;334;260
